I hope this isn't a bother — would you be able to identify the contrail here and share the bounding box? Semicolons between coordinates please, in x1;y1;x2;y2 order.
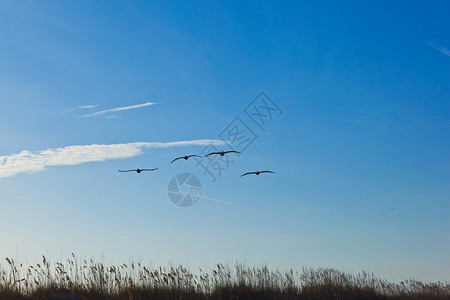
426;41;450;57
200;195;297;221
63;105;98;113
80;102;156;117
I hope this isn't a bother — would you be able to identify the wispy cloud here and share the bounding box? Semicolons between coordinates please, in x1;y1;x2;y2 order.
0;139;224;178
426;41;450;57
63;105;98;113
76;105;98;109
80;102;156;118
200;195;298;221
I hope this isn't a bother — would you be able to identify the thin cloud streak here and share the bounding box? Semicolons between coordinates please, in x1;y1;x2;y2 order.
0;139;224;178
63;105;98;113
200;195;298;222
76;105;98;109
81;102;156;117
426;42;450;57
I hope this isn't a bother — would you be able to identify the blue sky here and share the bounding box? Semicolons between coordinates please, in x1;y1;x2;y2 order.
0;1;449;282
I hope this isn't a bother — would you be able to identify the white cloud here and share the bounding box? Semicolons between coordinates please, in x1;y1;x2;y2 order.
63;105;98;113
426;42;450;57
76;105;98;109
0;139;224;178
80;102;156;117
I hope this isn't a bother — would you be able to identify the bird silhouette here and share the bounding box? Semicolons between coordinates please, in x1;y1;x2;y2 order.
118;168;158;173
171;155;201;163
240;170;274;177
205;150;240;157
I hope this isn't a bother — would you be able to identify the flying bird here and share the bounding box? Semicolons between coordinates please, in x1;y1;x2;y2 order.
205;150;240;157
240;171;274;177
171;155;201;163
118;168;158;173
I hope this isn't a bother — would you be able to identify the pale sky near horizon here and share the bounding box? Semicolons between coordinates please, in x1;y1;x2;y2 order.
0;1;449;283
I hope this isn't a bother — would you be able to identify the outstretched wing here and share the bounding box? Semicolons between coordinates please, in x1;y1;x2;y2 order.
260;171;274;174
205;152;220;157
141;168;158;171
171;157;183;163
225;150;240;154
187;155;201;158
119;170;135;172
240;172;255;177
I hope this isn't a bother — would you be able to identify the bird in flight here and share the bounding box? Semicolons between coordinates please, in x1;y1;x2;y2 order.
171;155;201;163
118;168;158;173
205;150;240;157
240;170;274;177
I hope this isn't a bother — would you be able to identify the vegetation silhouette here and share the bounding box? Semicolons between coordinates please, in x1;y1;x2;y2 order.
0;255;449;300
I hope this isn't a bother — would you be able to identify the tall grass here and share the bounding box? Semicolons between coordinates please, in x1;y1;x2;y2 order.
0;255;448;299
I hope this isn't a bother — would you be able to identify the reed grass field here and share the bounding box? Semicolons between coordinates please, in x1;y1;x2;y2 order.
0;255;448;300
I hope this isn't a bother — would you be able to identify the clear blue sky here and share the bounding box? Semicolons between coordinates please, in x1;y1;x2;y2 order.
0;1;449;282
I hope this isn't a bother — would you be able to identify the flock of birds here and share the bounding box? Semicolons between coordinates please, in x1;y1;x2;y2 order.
118;150;274;177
